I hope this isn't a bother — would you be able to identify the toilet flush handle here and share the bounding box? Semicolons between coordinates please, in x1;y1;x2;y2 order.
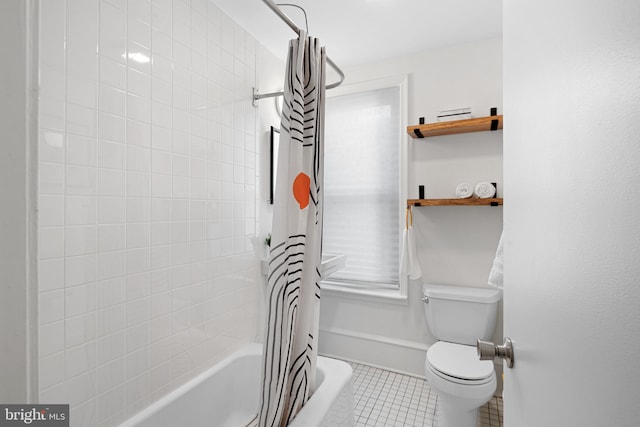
477;337;515;368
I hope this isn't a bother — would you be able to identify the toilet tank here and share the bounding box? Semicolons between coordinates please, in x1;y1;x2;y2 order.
423;283;501;345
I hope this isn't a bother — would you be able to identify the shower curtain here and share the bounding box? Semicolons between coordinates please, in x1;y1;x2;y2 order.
255;32;326;427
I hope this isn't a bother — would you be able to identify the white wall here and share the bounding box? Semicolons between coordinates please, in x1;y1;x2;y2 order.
36;1;262;424
503;0;640;424
255;43;285;339
256;45;285;254
0;0;38;404
318;38;503;379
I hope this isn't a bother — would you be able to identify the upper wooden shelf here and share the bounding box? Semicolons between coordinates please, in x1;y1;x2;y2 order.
407;115;503;139
408;198;503;207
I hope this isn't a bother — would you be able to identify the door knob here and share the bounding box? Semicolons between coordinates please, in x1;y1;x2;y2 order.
477;337;515;368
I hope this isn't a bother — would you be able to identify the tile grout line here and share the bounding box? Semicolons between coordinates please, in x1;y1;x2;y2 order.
348;360;502;427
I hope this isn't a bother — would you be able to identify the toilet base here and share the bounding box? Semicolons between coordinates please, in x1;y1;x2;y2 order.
435;401;478;427
425;356;496;427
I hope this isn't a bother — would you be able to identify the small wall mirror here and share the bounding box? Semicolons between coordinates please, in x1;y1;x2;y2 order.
269;126;280;204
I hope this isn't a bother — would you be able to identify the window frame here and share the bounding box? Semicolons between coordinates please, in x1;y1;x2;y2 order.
321;75;409;304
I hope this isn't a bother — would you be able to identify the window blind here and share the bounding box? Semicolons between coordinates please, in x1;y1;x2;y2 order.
323;86;400;289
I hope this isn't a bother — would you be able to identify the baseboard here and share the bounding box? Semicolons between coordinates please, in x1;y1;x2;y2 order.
318;326;503;397
318;327;428;378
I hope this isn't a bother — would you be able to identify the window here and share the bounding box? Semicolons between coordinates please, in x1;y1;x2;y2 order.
322;77;406;297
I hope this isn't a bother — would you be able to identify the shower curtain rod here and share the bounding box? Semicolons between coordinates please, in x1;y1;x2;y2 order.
252;0;345;106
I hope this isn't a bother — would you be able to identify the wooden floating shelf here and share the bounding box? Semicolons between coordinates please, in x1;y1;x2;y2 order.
408;198;503;207
407;115;503;139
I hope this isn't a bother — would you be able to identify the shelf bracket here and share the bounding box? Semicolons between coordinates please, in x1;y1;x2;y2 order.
490;107;499;131
413;129;424;138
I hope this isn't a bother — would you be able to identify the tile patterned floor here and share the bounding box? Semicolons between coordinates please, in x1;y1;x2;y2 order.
349;362;503;427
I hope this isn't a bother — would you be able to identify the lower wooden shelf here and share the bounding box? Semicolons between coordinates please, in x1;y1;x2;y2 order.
408;198;503;207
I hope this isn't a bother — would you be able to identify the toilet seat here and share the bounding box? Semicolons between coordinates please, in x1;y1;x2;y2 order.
426;341;494;385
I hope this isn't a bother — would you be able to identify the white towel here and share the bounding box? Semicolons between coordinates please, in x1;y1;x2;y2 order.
474;182;496;199
400;208;422;280
455;182;473;199
488;232;503;289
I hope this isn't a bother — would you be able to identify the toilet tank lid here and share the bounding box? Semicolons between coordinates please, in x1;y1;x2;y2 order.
423;283;501;303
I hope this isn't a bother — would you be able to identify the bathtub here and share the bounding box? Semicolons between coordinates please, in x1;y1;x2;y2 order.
119;343;354;427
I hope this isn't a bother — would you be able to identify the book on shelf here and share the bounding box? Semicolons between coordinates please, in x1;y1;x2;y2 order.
436;107;472;122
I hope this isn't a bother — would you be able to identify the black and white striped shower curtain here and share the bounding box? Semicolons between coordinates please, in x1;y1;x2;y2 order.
255;32;326;427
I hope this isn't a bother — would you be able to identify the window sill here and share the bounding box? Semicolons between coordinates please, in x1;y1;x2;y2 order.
320;282;408;305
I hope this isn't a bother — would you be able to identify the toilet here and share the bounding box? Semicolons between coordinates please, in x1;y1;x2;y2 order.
422;283;501;427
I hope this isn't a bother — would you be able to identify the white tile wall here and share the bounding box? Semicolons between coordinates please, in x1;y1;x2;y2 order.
38;0;261;425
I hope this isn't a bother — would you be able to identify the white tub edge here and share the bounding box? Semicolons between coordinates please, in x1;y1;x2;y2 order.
119;343;354;427
119;343;263;427
289;355;354;427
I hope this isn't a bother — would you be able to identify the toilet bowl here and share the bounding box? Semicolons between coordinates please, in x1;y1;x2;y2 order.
421;284;501;427
425;341;496;427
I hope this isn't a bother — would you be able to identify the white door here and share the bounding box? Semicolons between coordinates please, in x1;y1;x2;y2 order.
503;0;640;425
